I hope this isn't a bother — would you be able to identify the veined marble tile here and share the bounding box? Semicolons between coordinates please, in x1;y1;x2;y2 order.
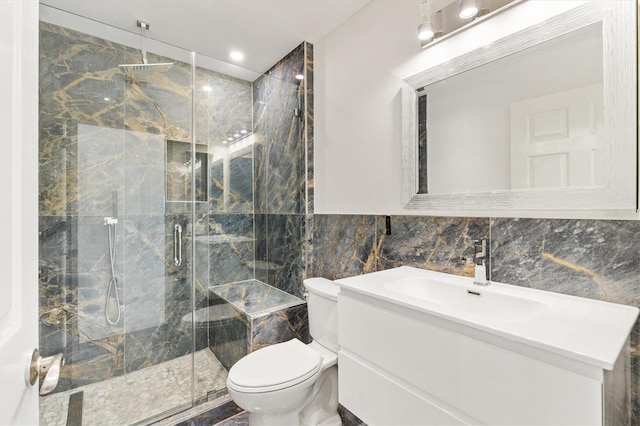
491;218;640;305
254;43;306;216
250;304;310;351
311;214;377;280
123;215;167;332
303;42;314;215
255;213;306;297
204;214;255;286
208;303;249;371
377;215;489;276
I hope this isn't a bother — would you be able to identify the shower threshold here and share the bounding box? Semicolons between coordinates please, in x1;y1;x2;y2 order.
39;349;228;426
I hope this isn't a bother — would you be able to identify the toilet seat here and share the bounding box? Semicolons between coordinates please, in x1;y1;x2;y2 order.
227;339;322;393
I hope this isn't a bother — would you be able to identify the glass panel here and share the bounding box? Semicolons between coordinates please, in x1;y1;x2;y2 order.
122;43;196;420
38;17;198;425
192;55;255;400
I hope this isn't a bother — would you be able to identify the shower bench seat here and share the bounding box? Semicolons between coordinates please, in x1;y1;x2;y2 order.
201;280;308;370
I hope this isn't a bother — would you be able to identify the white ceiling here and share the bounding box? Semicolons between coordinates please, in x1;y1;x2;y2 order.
40;0;371;75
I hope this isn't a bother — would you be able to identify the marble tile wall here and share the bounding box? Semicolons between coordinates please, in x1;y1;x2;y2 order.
205;214;255;286
310;214;640;421
253;43;313;299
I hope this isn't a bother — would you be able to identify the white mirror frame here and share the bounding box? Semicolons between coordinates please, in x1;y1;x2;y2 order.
402;1;638;219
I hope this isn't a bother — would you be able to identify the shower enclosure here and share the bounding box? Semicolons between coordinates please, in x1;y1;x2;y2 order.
38;5;311;425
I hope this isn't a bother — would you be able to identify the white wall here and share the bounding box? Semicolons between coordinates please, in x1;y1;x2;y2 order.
314;0;585;214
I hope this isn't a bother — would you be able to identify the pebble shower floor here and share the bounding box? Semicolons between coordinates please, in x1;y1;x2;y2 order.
39;349;228;425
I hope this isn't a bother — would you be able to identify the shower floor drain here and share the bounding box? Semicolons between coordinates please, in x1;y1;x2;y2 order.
66;391;83;426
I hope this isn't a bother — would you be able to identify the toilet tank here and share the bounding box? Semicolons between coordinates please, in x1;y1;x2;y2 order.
303;277;339;353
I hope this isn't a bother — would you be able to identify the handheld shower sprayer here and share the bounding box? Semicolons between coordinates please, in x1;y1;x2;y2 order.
104;190;121;325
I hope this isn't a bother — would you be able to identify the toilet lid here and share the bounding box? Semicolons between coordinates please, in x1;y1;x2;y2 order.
227;339;321;393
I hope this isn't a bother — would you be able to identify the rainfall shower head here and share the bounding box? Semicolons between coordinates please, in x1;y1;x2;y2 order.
119;62;174;75
119;20;173;76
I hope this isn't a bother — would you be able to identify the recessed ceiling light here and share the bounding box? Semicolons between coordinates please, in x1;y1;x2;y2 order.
203;85;212;92
104;97;111;101
230;51;244;61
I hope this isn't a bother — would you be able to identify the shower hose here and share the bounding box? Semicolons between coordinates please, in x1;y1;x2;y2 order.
105;218;121;325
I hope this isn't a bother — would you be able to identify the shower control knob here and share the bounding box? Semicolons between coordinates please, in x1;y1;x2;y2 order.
28;348;65;395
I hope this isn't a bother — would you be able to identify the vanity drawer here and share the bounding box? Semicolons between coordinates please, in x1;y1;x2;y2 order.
339;294;602;425
339;352;469;425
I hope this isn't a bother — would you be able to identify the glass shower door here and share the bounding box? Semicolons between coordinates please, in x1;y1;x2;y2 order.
37;16;206;425
119;44;199;420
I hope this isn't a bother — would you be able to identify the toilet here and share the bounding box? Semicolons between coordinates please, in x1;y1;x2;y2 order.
226;277;341;426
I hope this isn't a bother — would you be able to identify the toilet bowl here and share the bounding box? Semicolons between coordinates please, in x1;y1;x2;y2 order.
226;278;341;426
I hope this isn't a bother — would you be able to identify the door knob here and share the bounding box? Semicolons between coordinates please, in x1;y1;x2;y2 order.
28;348;65;395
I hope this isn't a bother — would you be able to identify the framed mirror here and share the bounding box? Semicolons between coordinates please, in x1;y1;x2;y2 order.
402;1;638;218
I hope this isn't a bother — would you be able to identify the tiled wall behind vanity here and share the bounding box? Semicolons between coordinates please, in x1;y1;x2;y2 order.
310;214;640;421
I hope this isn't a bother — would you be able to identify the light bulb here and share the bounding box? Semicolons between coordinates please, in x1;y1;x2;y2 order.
418;21;435;41
459;0;478;19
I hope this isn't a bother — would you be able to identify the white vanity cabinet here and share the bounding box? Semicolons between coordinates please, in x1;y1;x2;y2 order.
336;267;636;426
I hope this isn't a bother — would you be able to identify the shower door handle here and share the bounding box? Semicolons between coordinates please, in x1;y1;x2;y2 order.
174;224;183;266
28;348;65;395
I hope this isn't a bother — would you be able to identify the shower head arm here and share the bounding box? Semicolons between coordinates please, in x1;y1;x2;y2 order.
137;20;150;65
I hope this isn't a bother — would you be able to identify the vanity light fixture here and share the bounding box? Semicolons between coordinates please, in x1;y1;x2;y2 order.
240;129;248;134
417;0;435;41
459;0;479;19
418;21;435;41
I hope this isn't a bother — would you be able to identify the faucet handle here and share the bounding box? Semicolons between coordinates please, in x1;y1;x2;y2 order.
474;239;486;258
473;239;490;285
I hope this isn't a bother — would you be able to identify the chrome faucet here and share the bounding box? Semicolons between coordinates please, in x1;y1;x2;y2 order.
473;239;490;286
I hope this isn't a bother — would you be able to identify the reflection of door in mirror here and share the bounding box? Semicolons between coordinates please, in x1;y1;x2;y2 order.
510;84;603;190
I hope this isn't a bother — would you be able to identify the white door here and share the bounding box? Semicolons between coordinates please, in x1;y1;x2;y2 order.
510;84;603;189
0;1;40;424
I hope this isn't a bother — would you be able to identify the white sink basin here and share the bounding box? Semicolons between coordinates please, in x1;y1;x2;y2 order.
383;277;547;322
336;266;639;370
